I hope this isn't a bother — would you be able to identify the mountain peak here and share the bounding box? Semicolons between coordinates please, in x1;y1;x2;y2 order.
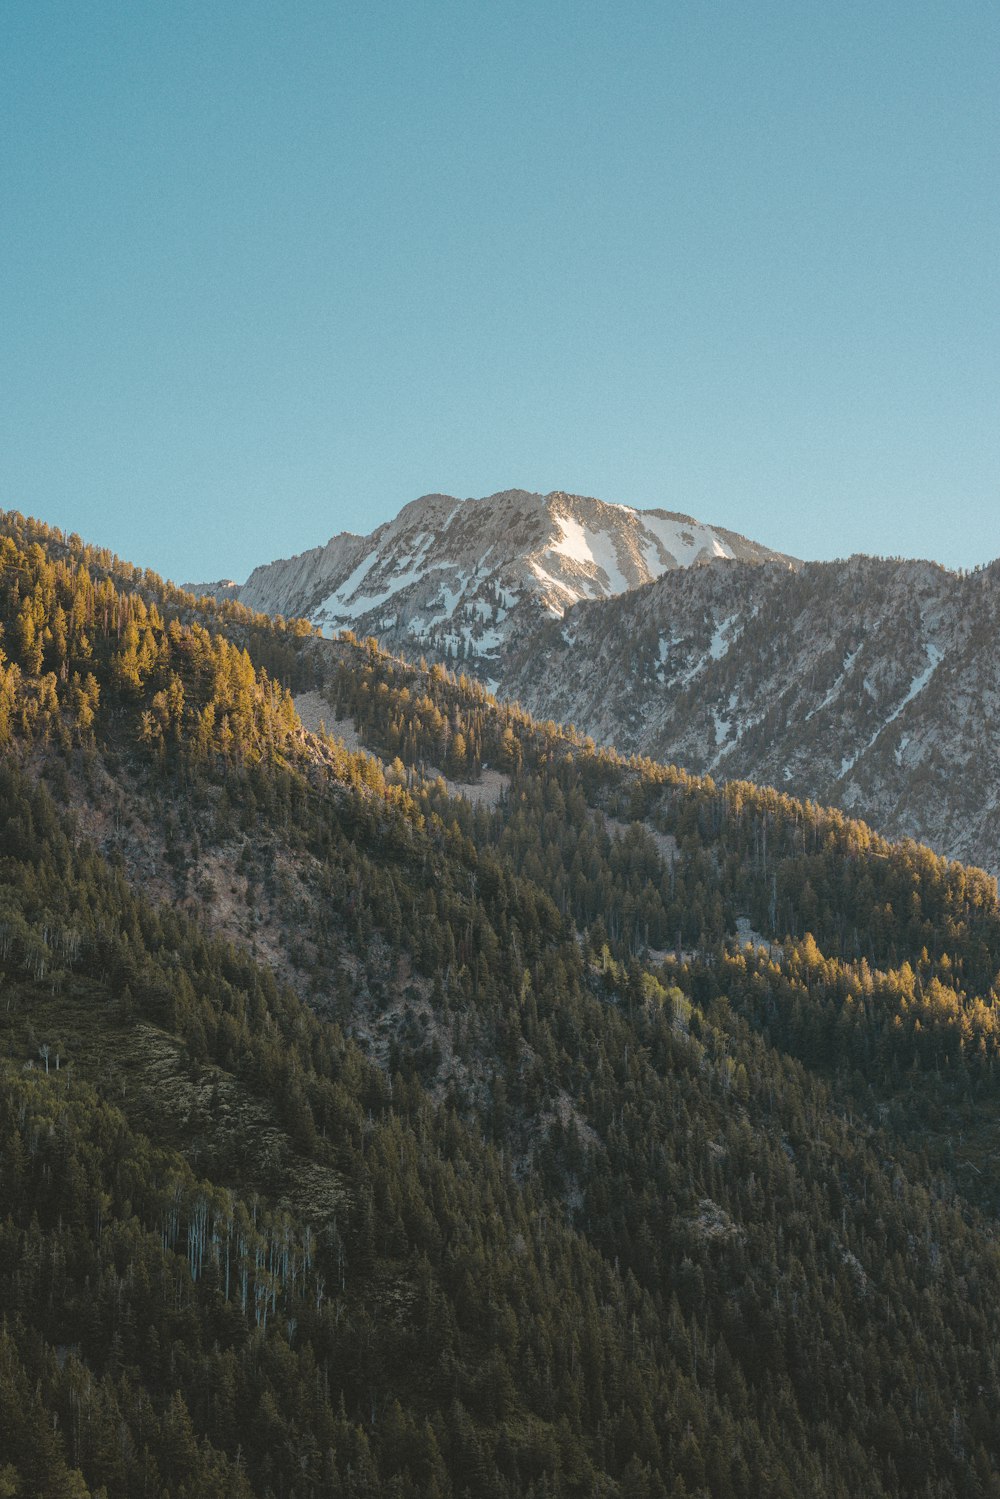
209;488;795;679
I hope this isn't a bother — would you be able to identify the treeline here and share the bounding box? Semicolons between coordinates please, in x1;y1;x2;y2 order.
329;643;1000;981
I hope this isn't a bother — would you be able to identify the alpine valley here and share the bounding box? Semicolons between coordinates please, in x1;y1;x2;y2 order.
5;503;1000;1498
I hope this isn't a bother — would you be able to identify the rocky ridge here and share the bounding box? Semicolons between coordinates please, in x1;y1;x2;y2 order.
188;488;794;680
504;554;1000;872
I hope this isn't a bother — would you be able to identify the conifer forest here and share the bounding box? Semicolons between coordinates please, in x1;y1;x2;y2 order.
3;509;1000;1497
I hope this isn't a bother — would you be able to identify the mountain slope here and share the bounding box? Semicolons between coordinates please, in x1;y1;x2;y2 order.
502;553;1000;873
193;489;794;680
5;508;1000;1496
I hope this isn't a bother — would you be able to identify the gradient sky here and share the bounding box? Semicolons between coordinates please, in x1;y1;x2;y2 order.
2;1;998;584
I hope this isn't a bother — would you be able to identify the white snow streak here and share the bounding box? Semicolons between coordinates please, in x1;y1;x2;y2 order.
839;645;942;778
548;516;630;595
806;646;863;721
639;513;734;575
709;615;739;661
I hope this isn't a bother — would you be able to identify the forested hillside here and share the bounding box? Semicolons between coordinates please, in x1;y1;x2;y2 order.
3;509;1000;1497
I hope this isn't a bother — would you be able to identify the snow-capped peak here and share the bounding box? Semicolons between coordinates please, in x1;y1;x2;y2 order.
202;489;794;675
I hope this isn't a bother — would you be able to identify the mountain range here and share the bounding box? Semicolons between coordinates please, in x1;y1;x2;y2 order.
194;490;1000;873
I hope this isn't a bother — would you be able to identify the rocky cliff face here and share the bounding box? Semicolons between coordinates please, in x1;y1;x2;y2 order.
504;555;1000;872
197;489;794;679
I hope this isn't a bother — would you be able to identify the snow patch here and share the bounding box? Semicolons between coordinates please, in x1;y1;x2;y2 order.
840;644;942;778
709;614;739;661
318;549;378;614
640;514;735;575
528;560;575;613
550;514;593;567
547;516;630;595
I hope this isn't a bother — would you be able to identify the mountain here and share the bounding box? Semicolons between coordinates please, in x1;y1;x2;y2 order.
503;552;1000;873
7;506;1000;1496
193;489;1000;873
192;489;795;681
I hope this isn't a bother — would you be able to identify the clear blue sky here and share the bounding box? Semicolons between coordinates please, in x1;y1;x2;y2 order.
2;1;997;583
